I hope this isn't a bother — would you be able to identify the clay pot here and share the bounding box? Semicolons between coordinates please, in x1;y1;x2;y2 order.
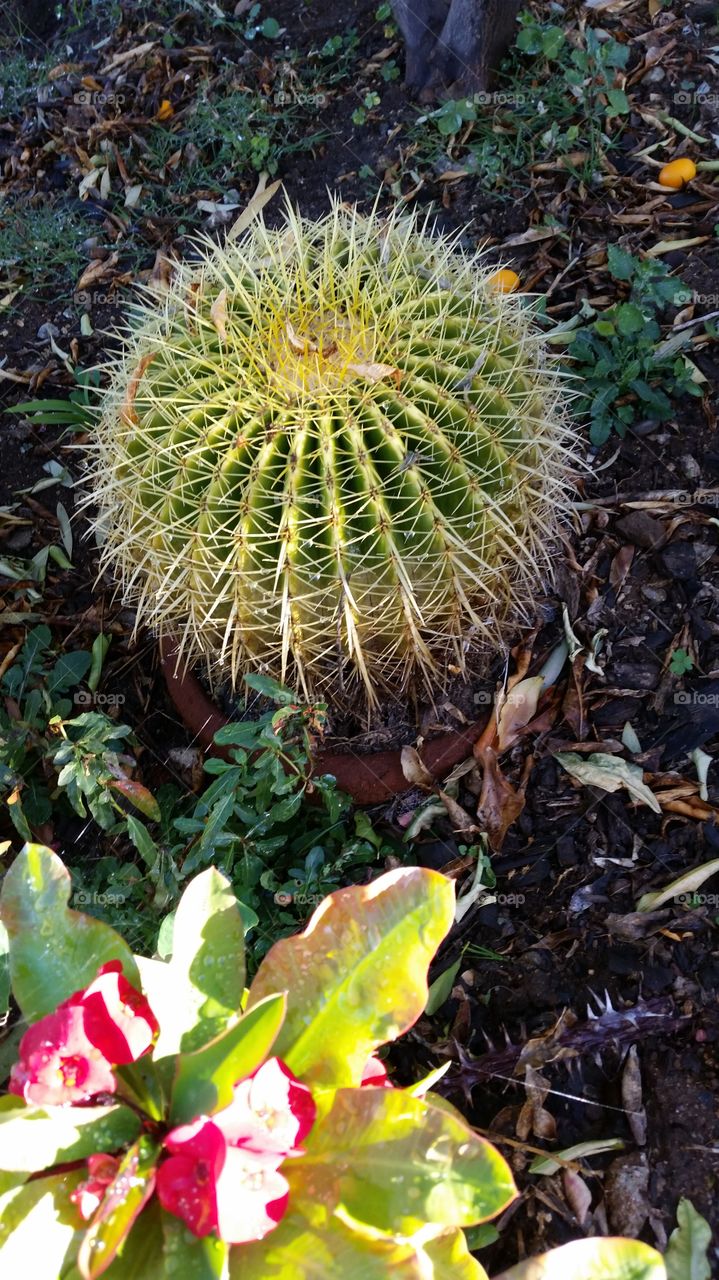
159;640;487;805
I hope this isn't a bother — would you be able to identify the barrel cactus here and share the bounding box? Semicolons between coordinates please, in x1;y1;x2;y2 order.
89;201;576;702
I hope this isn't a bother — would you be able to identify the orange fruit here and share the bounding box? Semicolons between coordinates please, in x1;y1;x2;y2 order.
658;157;697;189
488;268;520;294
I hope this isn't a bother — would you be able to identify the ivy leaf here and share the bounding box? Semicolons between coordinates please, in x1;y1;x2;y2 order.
0;1097;140;1173
170;993;287;1124
247;868;455;1087
290;1089;516;1233
0;844;139;1020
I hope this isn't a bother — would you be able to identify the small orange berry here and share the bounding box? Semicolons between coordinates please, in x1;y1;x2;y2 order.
488;268;521;294
658;157;697;189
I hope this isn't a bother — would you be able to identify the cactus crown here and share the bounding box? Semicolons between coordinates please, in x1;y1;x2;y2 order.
88;200;577;703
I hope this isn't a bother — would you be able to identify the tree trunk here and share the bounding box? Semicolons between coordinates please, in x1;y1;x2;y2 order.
391;0;522;98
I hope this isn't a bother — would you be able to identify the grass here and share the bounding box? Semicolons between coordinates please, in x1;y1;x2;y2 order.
0;198;89;301
0;50;54;116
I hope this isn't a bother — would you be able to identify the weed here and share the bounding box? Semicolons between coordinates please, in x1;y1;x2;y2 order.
411;10;630;190
566;247;703;445
0;626;155;842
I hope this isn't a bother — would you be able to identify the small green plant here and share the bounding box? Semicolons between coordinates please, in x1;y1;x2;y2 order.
414;12;630;190
88;200;577;701
567;246;703;445
0;627;156;841
0;51;53;116
77;673;399;968
0;842;666;1280
8;367;102;434
352;91;381;125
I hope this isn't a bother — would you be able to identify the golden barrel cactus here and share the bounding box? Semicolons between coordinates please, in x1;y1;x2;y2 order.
88;201;577;703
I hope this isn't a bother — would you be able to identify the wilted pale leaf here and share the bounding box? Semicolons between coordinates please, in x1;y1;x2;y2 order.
497;676;544;751
555;752;661;813
495;1238;666;1280
636;857;719;913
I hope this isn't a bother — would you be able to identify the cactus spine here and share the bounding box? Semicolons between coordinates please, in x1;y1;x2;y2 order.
88;201;577;703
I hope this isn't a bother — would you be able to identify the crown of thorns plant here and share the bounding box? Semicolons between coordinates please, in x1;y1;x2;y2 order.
88;200;577;703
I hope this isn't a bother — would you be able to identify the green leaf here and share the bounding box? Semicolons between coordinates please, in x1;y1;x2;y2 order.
163;1214;229;1278
230;1210;439;1279
141;868;246;1058
84;1200;167;1279
607;244;637;281
0;1170;84;1276
261;16;280;37
47;651;92;696
669;648;694;676
665;1197;712;1280
243;672;296;703
495;1238;666;1280
616;303;645;335
212;721;264;748
170;992;286;1124
88;634;111;693
0;1099;140;1173
290;1089;516;1233
0;844;139;1020
423;1229;489;1279
107;779;161;822
78;1136;158;1280
425;958;462;1016
247;867;455;1087
606;88;630;114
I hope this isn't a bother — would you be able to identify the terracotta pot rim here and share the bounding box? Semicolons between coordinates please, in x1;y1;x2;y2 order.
158;638;488;805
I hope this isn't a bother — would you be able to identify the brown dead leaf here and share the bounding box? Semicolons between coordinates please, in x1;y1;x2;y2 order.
563;1168;592;1225
346;361;401;386
610;544;635;592
121;352;157;426
476;745;527;851
517;1066;556;1142
438;790;478;835
76;252;119;291
285;319;318;355
496;676;544;752
400;745;434;789
621;1045;647;1146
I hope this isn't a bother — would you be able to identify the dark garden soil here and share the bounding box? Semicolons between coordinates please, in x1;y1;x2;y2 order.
1;0;718;1269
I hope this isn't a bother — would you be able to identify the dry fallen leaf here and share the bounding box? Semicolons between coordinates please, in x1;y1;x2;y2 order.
121;352;157;426
621;1045;647;1146
517;1066;556;1142
400;745;434;789
346;361;401;385
210;289;228;342
496;676;544;752
476;745;527;851
555;751;661;813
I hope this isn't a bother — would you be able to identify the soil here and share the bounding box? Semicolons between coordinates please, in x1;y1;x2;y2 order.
1;0;718;1270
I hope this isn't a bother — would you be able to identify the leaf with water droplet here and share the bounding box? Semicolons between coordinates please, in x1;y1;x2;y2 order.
247;867;455;1088
0;1097;140;1174
77;1136;158;1280
0;1169;84;1276
288;1088;515;1235
170;992;286;1125
0;844;139;1020
139;868;246;1059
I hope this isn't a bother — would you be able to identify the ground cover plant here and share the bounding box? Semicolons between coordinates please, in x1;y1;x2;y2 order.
0;0;718;1273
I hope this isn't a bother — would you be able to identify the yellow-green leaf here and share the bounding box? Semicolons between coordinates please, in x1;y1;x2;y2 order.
247;868;455;1087
495;1237;666;1280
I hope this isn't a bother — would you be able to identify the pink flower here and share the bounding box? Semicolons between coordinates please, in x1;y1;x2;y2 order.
215;1056;316;1155
9;1005;116;1105
66;961;158;1065
9;962;158;1106
158;1058;316;1243
361;1054;392;1087
71;1153;120;1221
157;1117;289;1243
